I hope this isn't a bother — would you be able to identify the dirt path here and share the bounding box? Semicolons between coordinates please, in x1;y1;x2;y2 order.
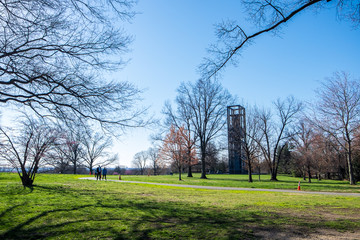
79;177;360;197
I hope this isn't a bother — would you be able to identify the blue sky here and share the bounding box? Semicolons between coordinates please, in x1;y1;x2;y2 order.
111;0;360;167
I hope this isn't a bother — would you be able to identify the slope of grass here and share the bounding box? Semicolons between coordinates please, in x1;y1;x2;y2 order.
107;173;360;193
0;173;359;239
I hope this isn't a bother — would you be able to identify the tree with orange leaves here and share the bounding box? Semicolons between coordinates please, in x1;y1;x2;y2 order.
159;125;197;181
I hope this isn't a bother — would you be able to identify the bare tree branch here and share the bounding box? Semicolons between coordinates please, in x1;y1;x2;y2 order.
199;0;360;79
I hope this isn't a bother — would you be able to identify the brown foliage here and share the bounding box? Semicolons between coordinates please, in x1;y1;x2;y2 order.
159;125;198;180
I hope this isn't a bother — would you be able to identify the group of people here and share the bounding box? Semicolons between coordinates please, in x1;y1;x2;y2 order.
94;165;107;180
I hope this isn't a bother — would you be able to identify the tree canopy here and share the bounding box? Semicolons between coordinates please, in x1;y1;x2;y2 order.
0;0;146;132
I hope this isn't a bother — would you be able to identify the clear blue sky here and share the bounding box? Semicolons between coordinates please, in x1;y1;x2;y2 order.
111;0;360;167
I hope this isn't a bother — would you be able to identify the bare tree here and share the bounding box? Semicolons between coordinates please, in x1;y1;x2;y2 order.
44;144;71;174
0;117;57;187
147;147;162;176
0;0;146;132
292;120;315;182
310;72;360;185
177;78;235;179
311;132;345;180
200;0;360;79
82;131;117;174
132;150;148;175
163;100;198;177
206;142;220;173
64;133;85;175
242;105;263;182
255;96;303;181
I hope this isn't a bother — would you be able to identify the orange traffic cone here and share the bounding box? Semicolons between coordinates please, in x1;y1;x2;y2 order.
297;181;301;191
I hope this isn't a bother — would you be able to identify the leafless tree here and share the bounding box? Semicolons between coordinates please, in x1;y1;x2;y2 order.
147;147;162;176
0;0;146;132
64;133;84;175
176;78;235;179
242;105;263;182
310;72;360;185
0;117;58;187
54;122;86;174
205;142;220;173
82;130;117;174
291;120;315;182
162;101;198;177
200;0;360;79
311;132;345;180
44;145;71;174
132;150;148;175
255;96;303;181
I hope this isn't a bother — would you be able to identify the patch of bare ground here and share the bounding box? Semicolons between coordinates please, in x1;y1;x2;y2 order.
284;207;360;221
254;228;360;240
253;208;360;239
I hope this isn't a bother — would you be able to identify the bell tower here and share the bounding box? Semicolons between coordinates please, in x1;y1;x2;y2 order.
227;105;247;174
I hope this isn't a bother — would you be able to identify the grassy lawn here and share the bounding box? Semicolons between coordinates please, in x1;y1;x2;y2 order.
109;173;360;193
0;173;359;239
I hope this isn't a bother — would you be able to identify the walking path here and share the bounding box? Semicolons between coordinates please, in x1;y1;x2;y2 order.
79;177;360;197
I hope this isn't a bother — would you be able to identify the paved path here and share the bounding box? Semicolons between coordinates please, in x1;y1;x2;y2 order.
79;177;360;197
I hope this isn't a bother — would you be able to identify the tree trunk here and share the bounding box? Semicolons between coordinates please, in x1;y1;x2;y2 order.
187;165;193;177
248;158;253;183
307;163;311;183
21;174;34;188
178;167;182;181
347;148;356;185
200;151;207;179
270;161;278;181
270;171;278;181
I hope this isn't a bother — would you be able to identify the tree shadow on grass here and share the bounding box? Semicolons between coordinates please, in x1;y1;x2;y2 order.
0;195;262;239
2;182;357;239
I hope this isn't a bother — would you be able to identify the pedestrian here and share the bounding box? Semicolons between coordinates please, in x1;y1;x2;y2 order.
102;167;107;180
96;165;102;180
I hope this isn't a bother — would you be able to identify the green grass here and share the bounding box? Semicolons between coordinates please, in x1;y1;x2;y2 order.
109;173;360;193
1;173;360;239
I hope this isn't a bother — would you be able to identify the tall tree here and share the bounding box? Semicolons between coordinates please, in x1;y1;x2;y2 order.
0;0;146;131
310;72;360;185
177;78;234;179
255;96;302;181
64;133;85;175
242;105;263;182
200;0;360;79
82;131;117;174
0;117;57;187
163;96;198;177
44;144;71;174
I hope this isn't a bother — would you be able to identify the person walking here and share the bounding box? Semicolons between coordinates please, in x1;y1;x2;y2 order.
102;167;107;181
96;165;102;180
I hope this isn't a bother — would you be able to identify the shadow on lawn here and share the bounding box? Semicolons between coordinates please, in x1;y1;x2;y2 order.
2;182;357;239
0;188;263;239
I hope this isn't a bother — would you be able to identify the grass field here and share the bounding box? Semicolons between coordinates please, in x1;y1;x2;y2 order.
1;173;360;239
